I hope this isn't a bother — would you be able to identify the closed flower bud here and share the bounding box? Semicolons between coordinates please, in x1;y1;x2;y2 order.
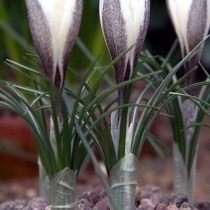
167;0;210;71
100;0;150;84
25;0;82;89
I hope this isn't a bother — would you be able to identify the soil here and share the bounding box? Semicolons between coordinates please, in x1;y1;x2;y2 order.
0;116;210;209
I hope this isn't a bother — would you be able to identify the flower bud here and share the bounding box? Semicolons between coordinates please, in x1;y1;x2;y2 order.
100;0;150;84
25;0;83;89
167;0;210;70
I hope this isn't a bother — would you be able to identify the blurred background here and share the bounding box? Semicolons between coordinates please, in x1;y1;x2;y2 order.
0;0;210;203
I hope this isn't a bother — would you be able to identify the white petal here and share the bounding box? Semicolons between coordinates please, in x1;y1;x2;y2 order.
167;0;193;55
99;0;104;33
120;0;148;70
38;0;77;85
206;0;210;37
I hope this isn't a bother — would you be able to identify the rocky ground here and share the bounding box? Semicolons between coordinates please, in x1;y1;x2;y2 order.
0;185;210;210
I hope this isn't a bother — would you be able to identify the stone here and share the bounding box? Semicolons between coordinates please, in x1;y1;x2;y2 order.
26;197;48;210
0;200;27;210
76;198;92;210
137;198;155;210
137;186;164;206
156;203;168;210
180;202;192;210
168;193;188;208
93;197;110;210
166;204;179;210
194;202;210;210
86;191;100;206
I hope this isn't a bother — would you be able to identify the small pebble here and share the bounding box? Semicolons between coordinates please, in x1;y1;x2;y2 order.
96;187;106;199
156;203;167;210
27;197;48;210
86;191;100;206
76;203;92;210
137;198;155;210
76;198;92;209
194;202;210;210
0;200;27;210
93;197;110;210
168;193;188;208
166;204;178;210
135;199;141;207
137;186;164;207
180;202;192;210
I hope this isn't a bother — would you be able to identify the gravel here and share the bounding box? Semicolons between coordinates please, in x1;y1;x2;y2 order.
0;185;209;210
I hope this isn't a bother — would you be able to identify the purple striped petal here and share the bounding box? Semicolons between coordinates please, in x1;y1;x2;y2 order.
167;0;210;71
100;0;150;83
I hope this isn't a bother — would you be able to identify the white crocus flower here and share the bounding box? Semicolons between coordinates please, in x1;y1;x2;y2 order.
100;0;150;84
25;0;82;89
167;0;210;70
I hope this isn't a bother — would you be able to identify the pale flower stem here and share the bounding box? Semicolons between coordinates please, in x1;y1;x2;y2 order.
39;161;76;209
38;158;48;199
37;122;53;200
39;117;76;209
49;117;58;155
173;143;196;202
39;117;57;189
39;167;76;210
174;99;198;202
111;111;119;157
47;168;76;210
110;153;138;210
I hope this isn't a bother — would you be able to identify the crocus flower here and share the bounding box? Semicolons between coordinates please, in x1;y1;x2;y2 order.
167;0;210;70
100;0;150;85
25;0;83;89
